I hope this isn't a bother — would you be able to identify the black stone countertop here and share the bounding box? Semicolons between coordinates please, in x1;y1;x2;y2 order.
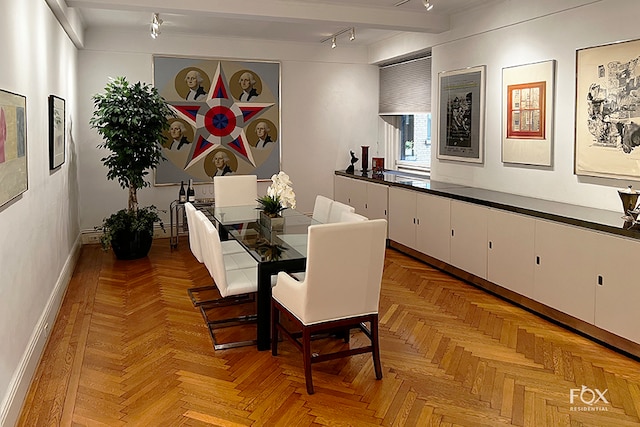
335;170;640;240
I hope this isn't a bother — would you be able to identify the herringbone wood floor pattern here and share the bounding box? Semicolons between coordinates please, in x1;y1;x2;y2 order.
18;239;640;426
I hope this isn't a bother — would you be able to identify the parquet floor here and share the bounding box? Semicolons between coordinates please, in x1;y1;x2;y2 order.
18;239;640;426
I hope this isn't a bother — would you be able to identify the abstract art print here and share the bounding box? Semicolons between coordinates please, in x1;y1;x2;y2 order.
49;95;65;170
437;66;485;163
0;89;27;207
502;60;555;166
575;38;640;180
153;56;280;185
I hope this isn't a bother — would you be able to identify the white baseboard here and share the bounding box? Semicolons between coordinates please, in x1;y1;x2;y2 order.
0;235;82;427
80;225;167;245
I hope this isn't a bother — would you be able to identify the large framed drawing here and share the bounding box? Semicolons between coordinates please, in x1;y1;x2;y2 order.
0;89;27;207
502;60;555;166
49;95;65;169
153;56;281;184
575;38;640;180
437;66;485;163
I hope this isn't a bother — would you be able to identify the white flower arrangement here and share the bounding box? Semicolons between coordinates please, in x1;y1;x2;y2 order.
258;171;296;216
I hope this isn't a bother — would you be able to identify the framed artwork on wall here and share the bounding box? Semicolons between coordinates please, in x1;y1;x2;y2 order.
153;55;281;185
0;89;27;207
49;95;65;170
502;60;555;166
437;65;485;163
575;38;640;180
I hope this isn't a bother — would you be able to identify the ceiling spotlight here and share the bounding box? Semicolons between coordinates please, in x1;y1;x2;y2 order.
349;28;355;41
331;37;336;49
150;13;162;39
422;0;434;11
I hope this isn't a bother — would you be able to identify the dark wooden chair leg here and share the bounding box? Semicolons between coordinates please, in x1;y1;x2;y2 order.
371;316;382;380
302;326;314;394
271;300;279;356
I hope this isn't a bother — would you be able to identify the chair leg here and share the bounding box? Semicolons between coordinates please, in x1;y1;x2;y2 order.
271;299;279;356
302;326;314;394
371;317;382;380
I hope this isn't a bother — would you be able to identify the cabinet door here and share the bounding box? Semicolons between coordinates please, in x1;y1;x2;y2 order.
365;182;389;220
334;175;354;206
388;187;417;249
415;193;450;262
450;200;488;278
533;220;597;324
595;234;640;344
487;209;535;298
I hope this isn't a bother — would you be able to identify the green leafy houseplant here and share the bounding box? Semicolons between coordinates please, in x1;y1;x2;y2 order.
90;76;174;259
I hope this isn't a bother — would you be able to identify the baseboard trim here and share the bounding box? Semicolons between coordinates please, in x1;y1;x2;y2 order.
0;234;82;427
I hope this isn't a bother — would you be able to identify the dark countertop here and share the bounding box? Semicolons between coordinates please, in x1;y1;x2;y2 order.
335;170;640;240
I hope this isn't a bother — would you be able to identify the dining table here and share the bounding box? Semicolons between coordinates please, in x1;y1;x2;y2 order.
199;204;319;351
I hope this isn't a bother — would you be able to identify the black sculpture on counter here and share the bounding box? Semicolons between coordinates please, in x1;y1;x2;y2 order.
346;150;358;174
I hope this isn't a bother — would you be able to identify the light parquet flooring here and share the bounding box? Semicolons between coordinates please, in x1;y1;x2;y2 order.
18;239;640;426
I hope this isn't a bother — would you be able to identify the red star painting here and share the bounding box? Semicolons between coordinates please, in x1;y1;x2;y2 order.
170;62;274;171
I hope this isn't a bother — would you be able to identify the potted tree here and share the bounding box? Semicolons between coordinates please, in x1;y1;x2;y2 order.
90;76;174;259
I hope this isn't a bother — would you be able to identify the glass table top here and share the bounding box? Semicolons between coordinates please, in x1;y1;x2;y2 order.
203;205;320;263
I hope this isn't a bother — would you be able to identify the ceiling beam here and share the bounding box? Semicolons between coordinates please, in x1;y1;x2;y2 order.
66;0;451;33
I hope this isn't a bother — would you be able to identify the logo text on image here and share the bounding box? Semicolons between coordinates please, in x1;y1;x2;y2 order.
570;385;609;405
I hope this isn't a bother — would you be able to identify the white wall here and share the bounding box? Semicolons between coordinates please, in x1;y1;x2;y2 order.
77;30;379;230
371;0;640;212
0;0;80;424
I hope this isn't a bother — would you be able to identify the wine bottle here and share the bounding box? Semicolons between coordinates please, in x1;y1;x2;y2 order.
178;180;186;203
187;179;195;202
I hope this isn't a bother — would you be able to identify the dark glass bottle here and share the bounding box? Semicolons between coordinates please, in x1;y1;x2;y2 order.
187;179;195;202
178;181;186;203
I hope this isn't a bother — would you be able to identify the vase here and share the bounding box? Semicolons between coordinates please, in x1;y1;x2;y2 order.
361;145;369;172
259;210;285;231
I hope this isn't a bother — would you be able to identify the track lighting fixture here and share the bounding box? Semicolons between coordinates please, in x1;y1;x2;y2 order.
150;13;162;39
321;27;356;49
394;0;433;10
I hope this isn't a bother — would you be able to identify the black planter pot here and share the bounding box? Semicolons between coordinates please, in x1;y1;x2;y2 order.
110;228;153;260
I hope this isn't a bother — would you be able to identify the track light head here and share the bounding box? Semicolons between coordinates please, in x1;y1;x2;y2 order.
331;37;336;49
422;0;434;11
349;28;355;41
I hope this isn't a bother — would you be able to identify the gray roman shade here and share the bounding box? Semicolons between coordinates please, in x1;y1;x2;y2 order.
379;56;431;115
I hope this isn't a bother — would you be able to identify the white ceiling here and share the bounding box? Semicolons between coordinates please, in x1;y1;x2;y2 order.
68;0;499;46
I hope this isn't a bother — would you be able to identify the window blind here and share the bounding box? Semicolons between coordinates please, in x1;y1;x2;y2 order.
379;56;431;115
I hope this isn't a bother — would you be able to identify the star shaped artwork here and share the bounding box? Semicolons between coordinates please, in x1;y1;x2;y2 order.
169;62;274;171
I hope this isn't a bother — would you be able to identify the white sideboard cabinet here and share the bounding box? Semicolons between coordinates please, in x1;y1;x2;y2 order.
334;175;388;221
335;171;640;356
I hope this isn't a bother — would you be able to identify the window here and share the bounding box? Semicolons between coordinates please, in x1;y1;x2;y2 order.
398;113;431;172
378;55;432;175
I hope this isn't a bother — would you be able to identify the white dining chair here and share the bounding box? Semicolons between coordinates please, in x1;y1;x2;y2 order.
327;200;355;223
271;219;388;394
312;195;334;223
197;211;260;350
213;175;258;207
187;207;252;307
339;211;368;222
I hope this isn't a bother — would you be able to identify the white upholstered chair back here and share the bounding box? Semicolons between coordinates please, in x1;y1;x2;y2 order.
327;200;356;223
196;210;231;296
273;219;387;325
339;211;368;223
184;202;203;263
213;175;258;207
312;195;333;223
